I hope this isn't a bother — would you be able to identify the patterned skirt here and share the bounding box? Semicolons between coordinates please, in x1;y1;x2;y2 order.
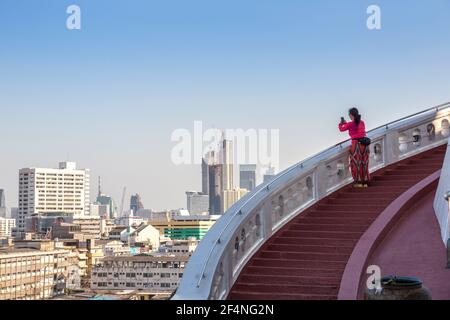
349;140;370;184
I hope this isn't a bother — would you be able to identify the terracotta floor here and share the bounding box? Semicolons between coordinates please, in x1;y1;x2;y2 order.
367;190;450;300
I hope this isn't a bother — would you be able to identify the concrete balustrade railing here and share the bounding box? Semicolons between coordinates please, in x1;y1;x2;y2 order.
433;138;450;247
173;102;450;300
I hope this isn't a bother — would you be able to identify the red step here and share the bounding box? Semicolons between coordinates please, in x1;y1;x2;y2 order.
372;175;428;182
266;243;354;254
295;216;375;225
280;230;363;240
288;223;368;233
369;180;418;187
271;236;357;247
325;198;393;205
232;283;338;295
258;250;350;262
250;258;347;269
238;274;342;286
244;265;344;278
316;204;387;211
305;210;380;218
229;291;336;300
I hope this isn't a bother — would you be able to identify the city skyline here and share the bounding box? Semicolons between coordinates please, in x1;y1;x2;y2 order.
2;0;450;211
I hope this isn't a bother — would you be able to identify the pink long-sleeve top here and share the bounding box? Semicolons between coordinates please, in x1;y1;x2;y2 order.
339;120;366;139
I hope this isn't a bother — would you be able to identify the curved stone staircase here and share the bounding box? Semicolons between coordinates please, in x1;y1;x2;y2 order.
228;145;446;300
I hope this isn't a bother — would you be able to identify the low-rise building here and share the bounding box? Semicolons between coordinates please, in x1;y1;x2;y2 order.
26;213;101;240
0;241;71;300
129;224;160;249
108;226;135;242
159;238;198;256
100;218;115;238
86;239;104;276
149;215;219;240
95;240;130;257
90;254;188;292
52;222;85;240
72;216;101;239
54;239;88;279
116;213;144;228
0;217;16;239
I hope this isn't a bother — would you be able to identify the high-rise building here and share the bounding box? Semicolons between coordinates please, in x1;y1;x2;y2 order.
0;189;6;218
90;202;110;218
263;165;277;183
202;150;218;195
222;188;249;212
240;164;257;191
201;158;209;195
130;194;144;214
0;207;6;219
10;208;18;221
0;189;5;208
185;191;209;215
96;176;116;219
208;164;223;215
18;162;90;235
221;139;234;191
96;195;115;219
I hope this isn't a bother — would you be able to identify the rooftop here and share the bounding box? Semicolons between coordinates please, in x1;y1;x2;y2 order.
102;253;190;263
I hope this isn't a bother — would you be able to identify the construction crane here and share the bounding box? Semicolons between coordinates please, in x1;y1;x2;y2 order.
119;186;127;218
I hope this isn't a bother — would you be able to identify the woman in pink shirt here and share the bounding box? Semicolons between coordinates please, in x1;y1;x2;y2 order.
339;108;370;187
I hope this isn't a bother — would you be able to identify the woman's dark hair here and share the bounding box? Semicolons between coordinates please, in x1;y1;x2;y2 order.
349;107;361;125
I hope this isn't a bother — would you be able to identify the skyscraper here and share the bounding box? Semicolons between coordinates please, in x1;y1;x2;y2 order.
130;194;144;214
208;164;223;215
221;139;234;191
201;158;209;195
240;164;257;191
0;189;5;208
0;189;6;218
18;162;90;234
263;165;277;183
96;176;116;219
96;195;116;219
202;149;218;195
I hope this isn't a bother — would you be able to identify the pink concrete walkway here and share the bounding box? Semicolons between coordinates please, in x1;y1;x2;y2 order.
366;190;450;300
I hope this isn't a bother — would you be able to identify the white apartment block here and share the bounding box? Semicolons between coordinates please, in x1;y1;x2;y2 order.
18;162;90;234
0;218;16;239
91;254;188;292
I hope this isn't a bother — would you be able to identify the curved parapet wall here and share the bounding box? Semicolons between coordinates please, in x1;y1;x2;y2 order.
173;102;450;300
433;141;450;244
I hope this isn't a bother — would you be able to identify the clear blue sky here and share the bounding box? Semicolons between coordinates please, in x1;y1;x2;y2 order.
1;0;450;210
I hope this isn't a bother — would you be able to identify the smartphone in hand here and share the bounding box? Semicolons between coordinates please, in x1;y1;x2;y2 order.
340;117;345;123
